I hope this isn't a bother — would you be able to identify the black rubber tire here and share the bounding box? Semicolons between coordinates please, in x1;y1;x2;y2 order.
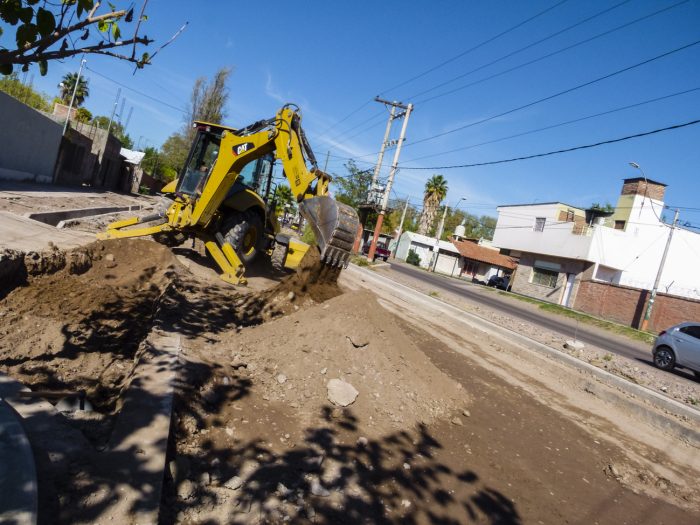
270;241;289;272
221;211;265;265
653;346;676;371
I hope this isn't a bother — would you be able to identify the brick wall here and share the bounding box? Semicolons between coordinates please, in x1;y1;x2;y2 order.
621;179;666;201
574;280;700;331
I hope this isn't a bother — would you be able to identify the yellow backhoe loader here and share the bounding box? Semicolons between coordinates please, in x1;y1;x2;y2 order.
97;104;359;285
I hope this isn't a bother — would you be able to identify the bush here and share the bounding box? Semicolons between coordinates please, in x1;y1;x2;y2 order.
406;249;421;266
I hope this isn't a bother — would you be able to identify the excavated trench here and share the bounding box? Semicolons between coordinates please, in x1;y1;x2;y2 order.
0;238;340;445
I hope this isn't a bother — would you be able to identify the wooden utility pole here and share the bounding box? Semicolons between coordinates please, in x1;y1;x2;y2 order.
367;101;413;261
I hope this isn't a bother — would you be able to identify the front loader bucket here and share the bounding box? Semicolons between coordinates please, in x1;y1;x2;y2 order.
299;196;359;267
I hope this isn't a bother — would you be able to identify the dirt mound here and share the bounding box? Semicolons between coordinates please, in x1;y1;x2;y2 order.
220;288;468;436
0;239;180;421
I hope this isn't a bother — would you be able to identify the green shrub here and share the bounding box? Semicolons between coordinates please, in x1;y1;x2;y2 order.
406;249;421;266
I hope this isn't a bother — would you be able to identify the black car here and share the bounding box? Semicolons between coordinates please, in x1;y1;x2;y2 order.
487;275;510;290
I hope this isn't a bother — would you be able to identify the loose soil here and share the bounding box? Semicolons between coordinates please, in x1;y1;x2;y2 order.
1;236;698;524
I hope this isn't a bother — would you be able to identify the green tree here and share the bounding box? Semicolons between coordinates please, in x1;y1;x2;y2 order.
273;184;295;215
92;115;133;148
0;1;154;76
0;72;51;111
59;72;89;106
333;160;373;208
417;174;448;235
75;107;92;123
159;132;190;174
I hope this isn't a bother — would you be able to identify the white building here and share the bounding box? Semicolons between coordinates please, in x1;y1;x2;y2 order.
394;231;461;274
492;177;700;329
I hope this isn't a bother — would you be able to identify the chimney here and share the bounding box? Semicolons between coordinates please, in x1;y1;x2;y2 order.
621;177;666;202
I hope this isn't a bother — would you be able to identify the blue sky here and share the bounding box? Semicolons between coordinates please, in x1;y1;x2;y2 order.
16;0;700;221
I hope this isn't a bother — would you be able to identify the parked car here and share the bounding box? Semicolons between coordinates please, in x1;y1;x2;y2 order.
362;242;391;261
487;275;510;291
652;322;700;377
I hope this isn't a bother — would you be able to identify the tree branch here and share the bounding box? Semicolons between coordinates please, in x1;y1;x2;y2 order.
10;36;153;66
0;9;127;63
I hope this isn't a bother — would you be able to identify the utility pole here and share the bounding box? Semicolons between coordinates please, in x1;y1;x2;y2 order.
640;208;679;331
430;197;465;271
62;56;87;136
392;196;410;259
323;150;330;172
352;98;400;253
367;102;413;261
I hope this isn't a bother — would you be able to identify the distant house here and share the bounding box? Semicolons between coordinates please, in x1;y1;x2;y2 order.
451;237;517;282
492;177;700;330
395;231;460;272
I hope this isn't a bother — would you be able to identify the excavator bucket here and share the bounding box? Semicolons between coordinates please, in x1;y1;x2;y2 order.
299;196;359;267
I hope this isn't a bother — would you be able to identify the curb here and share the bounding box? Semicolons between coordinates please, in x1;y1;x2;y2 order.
25;205;144;227
0;399;38;525
345;264;700;442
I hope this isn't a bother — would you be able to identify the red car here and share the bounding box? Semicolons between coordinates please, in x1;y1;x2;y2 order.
362;242;391;261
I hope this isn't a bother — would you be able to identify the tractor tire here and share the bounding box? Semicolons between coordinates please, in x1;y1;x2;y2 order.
270;241;289;272
221;211;265;265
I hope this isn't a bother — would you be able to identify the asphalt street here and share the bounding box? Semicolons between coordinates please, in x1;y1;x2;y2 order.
384;261;653;362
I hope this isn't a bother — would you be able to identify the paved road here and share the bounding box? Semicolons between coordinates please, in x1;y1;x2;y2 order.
384;261;652;362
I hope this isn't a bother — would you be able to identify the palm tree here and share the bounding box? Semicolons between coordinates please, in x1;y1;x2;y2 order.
417;174;448;235
59;72;89;107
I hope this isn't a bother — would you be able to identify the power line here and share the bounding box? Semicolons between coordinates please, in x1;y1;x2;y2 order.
405;38;700;148
402;85;700;164
410;0;690;105
85;66;188;115
379;0;570;97
399;118;700;170
405;0;638;102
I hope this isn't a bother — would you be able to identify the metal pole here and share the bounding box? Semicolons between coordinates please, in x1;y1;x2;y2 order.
430;204;450;272
62;57;87;136
640;208;679;331
107;88;121;136
391;196;410;259
368;103;413;261
323;150;330;172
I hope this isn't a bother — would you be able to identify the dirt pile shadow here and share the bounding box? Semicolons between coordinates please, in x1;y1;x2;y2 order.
162;406;521;524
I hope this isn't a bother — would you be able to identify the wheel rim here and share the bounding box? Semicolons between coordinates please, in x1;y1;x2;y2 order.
655;350;672;368
242;226;257;256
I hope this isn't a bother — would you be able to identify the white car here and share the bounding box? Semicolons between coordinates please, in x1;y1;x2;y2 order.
652;322;700;377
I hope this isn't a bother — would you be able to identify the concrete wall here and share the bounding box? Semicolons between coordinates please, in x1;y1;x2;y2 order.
0;91;62;183
575;280;700;331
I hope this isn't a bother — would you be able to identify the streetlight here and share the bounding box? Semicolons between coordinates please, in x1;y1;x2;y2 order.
62;56;87;136
628;162;679;332
430;196;466;272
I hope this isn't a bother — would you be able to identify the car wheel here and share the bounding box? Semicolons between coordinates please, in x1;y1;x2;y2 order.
653;346;676;371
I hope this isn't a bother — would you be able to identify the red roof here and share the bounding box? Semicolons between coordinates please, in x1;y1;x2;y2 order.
451;239;517;270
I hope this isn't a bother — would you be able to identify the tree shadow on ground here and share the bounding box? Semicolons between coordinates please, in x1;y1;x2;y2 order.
162;406;522;524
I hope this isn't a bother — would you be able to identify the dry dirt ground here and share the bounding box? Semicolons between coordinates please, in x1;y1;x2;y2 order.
1;238;698;524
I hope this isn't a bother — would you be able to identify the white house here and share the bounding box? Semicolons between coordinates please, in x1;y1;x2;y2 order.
394;231;460;273
492;177;700;329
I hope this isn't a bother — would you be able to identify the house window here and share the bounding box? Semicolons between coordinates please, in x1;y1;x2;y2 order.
534;217;546;232
614;220;626;230
531;267;559;288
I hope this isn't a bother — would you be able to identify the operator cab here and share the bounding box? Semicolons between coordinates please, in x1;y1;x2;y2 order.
177;122;274;201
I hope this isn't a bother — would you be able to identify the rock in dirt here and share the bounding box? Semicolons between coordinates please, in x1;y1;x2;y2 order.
276;373;288;384
310;478;330;497
327;378;359;407
224;476;243;491
451;416;464;426
564;340;585;350
178;479;197;500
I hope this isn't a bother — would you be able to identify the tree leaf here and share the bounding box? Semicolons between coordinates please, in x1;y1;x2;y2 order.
125;8;133;23
18;7;34;24
111;22;121;40
97;20;107;32
0;63;13;76
36;8;56;37
39;59;48;76
16;23;38;48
